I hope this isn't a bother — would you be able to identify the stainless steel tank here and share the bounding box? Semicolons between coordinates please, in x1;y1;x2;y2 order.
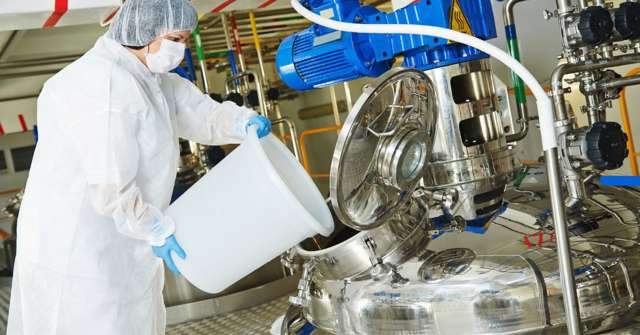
288;183;640;335
282;67;640;335
423;59;519;227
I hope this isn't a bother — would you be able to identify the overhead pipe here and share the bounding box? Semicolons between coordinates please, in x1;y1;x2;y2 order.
191;25;210;94
503;0;530;142
249;11;268;87
221;14;239;76
229;14;247;72
200;19;308;34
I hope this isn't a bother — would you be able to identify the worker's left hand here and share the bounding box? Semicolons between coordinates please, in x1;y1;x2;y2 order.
246;115;272;138
152;234;186;275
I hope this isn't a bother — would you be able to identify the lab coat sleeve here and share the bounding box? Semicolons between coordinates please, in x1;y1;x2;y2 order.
170;74;256;145
73;105;174;246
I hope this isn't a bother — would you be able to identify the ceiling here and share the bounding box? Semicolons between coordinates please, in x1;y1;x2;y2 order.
0;0;563;102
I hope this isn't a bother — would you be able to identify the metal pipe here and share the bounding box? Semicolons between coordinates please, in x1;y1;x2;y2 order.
585;94;604;124
273;103;287;138
552;54;640;121
271;117;301;161
544;52;640;335
229;14;247;72
329;86;341;126
619;67;640;176
224;70;268;117
556;0;575;16
343;82;352;112
192;25;210;94
249;11;268;87
544;148;583;335
599;74;640;90
221;14;239;76
503;0;530;142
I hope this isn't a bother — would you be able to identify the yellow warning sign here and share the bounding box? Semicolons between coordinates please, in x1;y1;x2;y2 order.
449;0;473;36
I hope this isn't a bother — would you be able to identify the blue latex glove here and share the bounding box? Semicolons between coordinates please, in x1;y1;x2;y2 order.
152;235;186;275
246;115;272;138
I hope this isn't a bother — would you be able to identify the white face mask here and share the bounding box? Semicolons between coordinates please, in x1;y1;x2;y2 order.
145;39;186;74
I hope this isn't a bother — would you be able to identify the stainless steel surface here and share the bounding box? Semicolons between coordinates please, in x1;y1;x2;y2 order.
547;52;640;335
343;82;353;113
198;59;209;94
290;181;640;335
424;59;518;222
167;296;290;335
329;67;437;231
546;148;583;335
166;275;298;326
599;74;640;91
502;0;530;143
164;257;285;307
296;200;428;281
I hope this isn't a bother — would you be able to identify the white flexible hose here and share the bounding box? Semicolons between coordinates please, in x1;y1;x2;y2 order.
290;0;557;150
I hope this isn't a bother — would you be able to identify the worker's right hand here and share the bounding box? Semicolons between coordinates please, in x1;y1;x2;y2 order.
152;234;186;275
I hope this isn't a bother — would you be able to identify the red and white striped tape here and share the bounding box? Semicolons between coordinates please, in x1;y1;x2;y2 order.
18;114;28;132
43;0;68;28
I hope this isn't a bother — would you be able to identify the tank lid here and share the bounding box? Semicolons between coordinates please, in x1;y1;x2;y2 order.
329;68;437;231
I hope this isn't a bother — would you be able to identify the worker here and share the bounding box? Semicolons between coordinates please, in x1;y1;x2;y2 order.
6;0;271;334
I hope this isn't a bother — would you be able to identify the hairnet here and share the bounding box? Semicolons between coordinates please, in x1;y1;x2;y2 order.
108;0;198;47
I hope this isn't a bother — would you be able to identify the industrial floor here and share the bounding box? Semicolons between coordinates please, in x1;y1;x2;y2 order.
0;284;292;335
166;296;288;335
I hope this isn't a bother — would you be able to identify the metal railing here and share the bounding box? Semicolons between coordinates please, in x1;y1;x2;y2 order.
298;125;341;178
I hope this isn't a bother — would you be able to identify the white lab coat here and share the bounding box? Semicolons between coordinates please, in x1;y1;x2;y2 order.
7;35;255;335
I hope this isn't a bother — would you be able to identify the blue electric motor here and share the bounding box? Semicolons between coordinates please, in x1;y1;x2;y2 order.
276;0;497;91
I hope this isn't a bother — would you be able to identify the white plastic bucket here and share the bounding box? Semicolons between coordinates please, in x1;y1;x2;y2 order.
166;129;334;293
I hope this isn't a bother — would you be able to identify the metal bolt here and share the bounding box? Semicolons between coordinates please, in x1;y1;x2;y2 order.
543;9;554;20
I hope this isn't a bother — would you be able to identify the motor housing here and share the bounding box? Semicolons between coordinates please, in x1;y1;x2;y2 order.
276;0;497;91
